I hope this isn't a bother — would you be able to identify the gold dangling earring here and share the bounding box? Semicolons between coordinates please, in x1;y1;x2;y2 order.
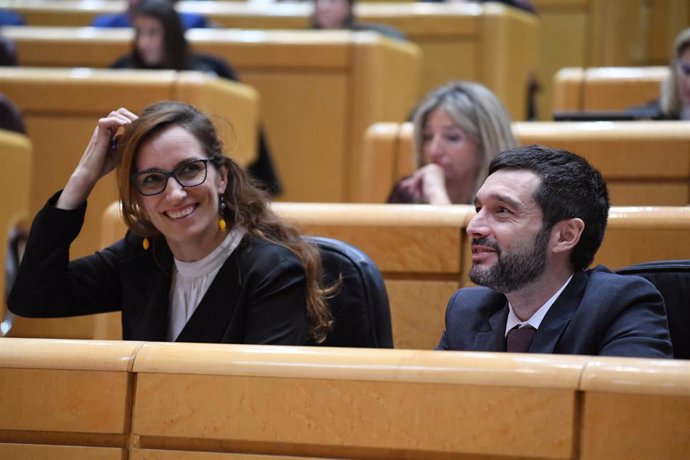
142;237;150;250
218;194;227;231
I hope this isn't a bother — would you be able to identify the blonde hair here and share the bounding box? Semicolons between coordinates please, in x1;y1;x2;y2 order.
411;81;517;196
661;28;690;118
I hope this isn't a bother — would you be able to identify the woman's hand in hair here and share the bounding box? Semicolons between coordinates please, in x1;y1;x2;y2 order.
57;108;138;210
399;163;452;205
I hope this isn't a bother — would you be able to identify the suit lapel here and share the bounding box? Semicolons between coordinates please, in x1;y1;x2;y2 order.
531;270;588;353
472;300;509;351
120;243;172;342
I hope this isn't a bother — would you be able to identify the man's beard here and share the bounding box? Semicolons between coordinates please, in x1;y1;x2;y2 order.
469;226;551;293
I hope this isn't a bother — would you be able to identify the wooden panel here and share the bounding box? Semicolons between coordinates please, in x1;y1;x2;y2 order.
273;203;470;275
243;73;348;202
0;131;31;331
0;338;137;441
135;373;576;459
479;3;538;121
131;344;585;459
646;0;690;65
581;393;690;460
349;35;421;201
579;357;690;459
386;279;458;350
0;444;124;460
552;67;585;112
582;67;668;110
132;449;317;460
552;66;669;112
595;207;690;269
606;183;689;206
536;11;587;119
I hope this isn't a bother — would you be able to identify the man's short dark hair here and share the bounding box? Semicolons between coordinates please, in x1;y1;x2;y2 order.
488;144;610;270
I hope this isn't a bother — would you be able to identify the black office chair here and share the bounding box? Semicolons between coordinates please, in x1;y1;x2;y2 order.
307;236;393;348
617;260;690;359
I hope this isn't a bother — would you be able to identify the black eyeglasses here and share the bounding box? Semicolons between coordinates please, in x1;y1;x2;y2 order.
676;61;690;77
131;159;209;196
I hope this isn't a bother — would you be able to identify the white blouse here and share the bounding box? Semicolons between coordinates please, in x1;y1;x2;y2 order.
168;227;246;341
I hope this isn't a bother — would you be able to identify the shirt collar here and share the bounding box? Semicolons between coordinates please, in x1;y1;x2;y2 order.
504;273;574;337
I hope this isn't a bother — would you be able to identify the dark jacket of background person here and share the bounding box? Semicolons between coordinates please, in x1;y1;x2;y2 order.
0;94;26;134
0;35;18;66
8;194;309;344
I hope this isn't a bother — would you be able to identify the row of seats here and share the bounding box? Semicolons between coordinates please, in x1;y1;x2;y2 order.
554;65;667;112
1;337;689;459
2;27;421;203
1;2;538;120
7;200;690;352
3;0;689;120
2;68;687;260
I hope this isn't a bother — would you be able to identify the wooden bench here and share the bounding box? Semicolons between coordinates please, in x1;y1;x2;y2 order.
0;1;537;122
362;120;690;206
130;342;586;459
0;130;32;336
2;26;420;203
97;201;474;349
18;199;690;348
579;356;690;459
0;338;141;460
553;66;668;113
3;337;689;459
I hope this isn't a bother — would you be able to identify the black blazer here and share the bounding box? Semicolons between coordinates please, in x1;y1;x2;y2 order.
8;194;309;344
437;267;673;358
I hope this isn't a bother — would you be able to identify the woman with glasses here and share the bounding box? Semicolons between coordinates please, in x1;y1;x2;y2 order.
387;81;517;205
8;101;331;344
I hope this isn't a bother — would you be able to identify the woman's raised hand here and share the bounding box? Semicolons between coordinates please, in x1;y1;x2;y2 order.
57;108;138;210
399;163;452;205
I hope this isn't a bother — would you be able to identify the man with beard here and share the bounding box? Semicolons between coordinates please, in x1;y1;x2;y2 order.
436;145;673;357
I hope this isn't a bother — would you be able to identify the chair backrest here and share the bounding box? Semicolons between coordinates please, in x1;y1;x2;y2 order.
617;260;690;359
307;236;393;348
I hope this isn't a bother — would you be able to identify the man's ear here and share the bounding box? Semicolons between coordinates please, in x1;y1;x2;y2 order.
551;218;585;254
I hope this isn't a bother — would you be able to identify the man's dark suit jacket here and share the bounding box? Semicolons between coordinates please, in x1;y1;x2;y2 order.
437;267;673;358
8;193;309;344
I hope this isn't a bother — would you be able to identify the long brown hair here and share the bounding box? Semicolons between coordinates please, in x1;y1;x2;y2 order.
116;101;331;343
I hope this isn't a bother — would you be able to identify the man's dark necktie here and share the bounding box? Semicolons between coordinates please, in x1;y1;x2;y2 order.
506;325;537;353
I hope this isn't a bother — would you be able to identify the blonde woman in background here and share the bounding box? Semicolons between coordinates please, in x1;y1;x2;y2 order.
387;81;517;205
